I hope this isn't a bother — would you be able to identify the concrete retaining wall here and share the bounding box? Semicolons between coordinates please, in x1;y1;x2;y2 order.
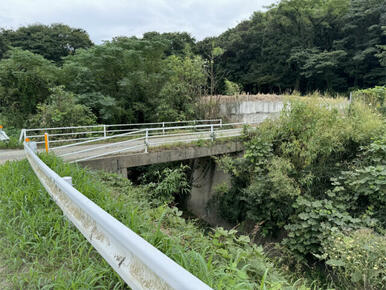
220;101;284;123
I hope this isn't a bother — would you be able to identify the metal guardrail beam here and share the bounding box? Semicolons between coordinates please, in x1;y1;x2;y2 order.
24;142;212;290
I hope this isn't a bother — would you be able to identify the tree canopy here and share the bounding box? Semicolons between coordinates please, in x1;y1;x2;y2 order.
0;24;93;63
199;0;385;94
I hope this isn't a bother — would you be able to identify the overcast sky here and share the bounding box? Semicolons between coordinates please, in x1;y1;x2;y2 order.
0;0;277;43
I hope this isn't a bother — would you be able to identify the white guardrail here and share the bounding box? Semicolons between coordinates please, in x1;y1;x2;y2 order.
24;141;212;290
20;120;258;163
55;122;249;163
19;119;222;144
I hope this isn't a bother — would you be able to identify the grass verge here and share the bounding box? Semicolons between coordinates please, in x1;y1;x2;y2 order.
0;155;306;289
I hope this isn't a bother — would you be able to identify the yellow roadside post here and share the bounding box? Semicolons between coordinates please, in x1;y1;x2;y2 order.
44;133;49;153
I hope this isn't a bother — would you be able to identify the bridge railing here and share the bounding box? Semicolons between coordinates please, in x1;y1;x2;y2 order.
54;121;257;163
24;141;212;290
19;119;222;144
0;125;10;141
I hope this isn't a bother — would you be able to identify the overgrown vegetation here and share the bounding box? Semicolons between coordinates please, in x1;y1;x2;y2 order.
320;229;385;289
352;86;386;115
0;154;306;289
213;98;385;288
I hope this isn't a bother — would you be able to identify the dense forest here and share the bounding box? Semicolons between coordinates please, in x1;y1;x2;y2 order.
0;0;385;130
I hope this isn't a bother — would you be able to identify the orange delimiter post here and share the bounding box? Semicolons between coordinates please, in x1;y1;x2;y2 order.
44;133;49;153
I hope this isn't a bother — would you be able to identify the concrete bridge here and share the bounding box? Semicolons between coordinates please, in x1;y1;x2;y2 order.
79;140;244;177
17;120;250;227
20;120;249;163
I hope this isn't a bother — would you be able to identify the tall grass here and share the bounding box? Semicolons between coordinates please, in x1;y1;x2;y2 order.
0;155;305;289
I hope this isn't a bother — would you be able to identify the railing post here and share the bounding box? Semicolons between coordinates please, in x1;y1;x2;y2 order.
144;129;149;153
44;133;49;153
219;119;223;128
210;125;215;142
19;129;26;143
162;122;165;135
103;125;107;138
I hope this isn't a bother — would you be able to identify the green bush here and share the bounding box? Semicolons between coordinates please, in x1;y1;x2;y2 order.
29;86;96;128
224;79;241;96
352;86;386;115
215;97;385;259
321;229;386;290
143;165;190;206
283;197;361;259
327;135;386;229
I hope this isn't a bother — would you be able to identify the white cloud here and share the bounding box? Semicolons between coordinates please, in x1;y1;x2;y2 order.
0;0;276;43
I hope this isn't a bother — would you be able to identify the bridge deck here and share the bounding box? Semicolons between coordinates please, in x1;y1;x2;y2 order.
79;140;244;174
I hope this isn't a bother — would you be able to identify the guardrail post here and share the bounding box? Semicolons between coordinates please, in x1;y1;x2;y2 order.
63;176;73;186
162;122;165;135
220;119;223;127
44;133;49;153
144;129;149;153
210;125;215;142
30;141;37;153
103;125;107;138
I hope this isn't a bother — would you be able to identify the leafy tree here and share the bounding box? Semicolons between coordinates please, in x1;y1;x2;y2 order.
0;33;9;60
289;48;347;92
224;79;241;95
196;37;224;95
334;0;386;88
0;24;93;63
0;48;58;127
62;36;167;123
143;31;196;56
29;86;96;128
156;55;206;121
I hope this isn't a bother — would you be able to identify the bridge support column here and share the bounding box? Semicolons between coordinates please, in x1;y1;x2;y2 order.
187;157;231;227
119;167;128;178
